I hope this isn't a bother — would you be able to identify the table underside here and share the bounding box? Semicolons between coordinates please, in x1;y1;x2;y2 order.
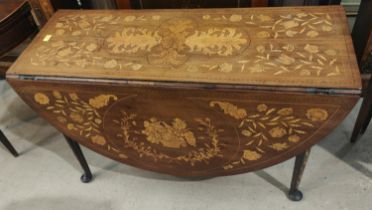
9;79;358;177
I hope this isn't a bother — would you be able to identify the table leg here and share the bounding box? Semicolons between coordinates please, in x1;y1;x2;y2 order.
288;149;311;201
64;135;93;183
0;129;19;157
359;103;372;135
350;96;372;143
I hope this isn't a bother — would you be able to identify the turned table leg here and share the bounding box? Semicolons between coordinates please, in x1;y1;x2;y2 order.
64;135;93;183
0;129;19;157
288;149;311;201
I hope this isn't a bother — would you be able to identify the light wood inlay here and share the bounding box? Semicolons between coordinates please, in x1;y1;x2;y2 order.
7;6;361;89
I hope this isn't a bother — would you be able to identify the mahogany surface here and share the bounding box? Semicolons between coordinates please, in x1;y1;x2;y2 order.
7;6;361;177
0;0;25;21
0;0;38;76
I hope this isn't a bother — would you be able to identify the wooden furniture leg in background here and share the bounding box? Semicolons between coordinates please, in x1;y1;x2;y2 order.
64;135;93;183
351;77;372;143
0;129;19;157
288;149;311;201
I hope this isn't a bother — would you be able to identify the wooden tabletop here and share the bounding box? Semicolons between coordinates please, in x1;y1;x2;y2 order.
7;6;361;90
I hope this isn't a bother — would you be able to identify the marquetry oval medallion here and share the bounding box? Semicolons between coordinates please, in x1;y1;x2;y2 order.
102;95;241;171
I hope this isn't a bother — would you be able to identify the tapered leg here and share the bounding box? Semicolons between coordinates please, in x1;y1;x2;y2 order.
351;78;372;143
360;104;372;134
64;135;93;183
288;149;311;201
350;103;370;142
0;129;18;157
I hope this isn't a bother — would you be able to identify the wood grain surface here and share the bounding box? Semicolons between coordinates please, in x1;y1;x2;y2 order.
7;6;361;90
8;79;358;177
7;6;361;177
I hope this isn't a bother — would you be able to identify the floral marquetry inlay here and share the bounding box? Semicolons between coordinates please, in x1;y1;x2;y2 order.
10;7;360;89
32;90;335;172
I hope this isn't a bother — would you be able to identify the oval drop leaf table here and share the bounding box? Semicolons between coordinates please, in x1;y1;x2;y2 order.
6;6;361;201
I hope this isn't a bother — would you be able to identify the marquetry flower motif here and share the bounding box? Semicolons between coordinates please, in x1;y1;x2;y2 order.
257;14;272;22
104;59;118;69
69;93;79;101
241;130;252;137
34;93;50;105
269;143;289;151
306;30;319;38
142;118;196;148
269;126;287;138
256;45;265;53
277;108;293;116
280;20;299;29
152;15;161;20
306;108;328;122
57;48;73;57
257;104;268;112
131;64;143;71
211;101;326;166
53;91;62;99
229;14;242;22
106;28;161;54
67;123;76;130
124;16;136;22
91;135;106;146
101;15;113;22
276;54;295;65
285;30;297;37
257;12;334;39
37;91;118;149
282;44;295;52
249;64;265;73
86;43;98;52
89;95;118;109
243;150;262;161
257;31;270;38
209;101;247;120
184;27;248;57
202;15;211;20
288;135;301;143
115;111;222;166
57;116;67;123
69;112;84;123
55;22;64;28
304;44;319;54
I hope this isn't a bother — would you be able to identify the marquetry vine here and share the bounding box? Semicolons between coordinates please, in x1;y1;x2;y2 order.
33;91;128;159
114;111;224;166
209;101;328;170
29;11;343;79
244;43;340;76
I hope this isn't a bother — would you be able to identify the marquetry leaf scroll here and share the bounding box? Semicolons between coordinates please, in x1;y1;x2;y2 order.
210;101;328;169
27;9;350;83
33;91;331;171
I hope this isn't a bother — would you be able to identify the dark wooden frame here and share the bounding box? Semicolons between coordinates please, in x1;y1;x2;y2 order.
350;0;372;143
0;0;39;156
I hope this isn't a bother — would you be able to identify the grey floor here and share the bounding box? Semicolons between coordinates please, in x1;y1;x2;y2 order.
0;80;371;210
